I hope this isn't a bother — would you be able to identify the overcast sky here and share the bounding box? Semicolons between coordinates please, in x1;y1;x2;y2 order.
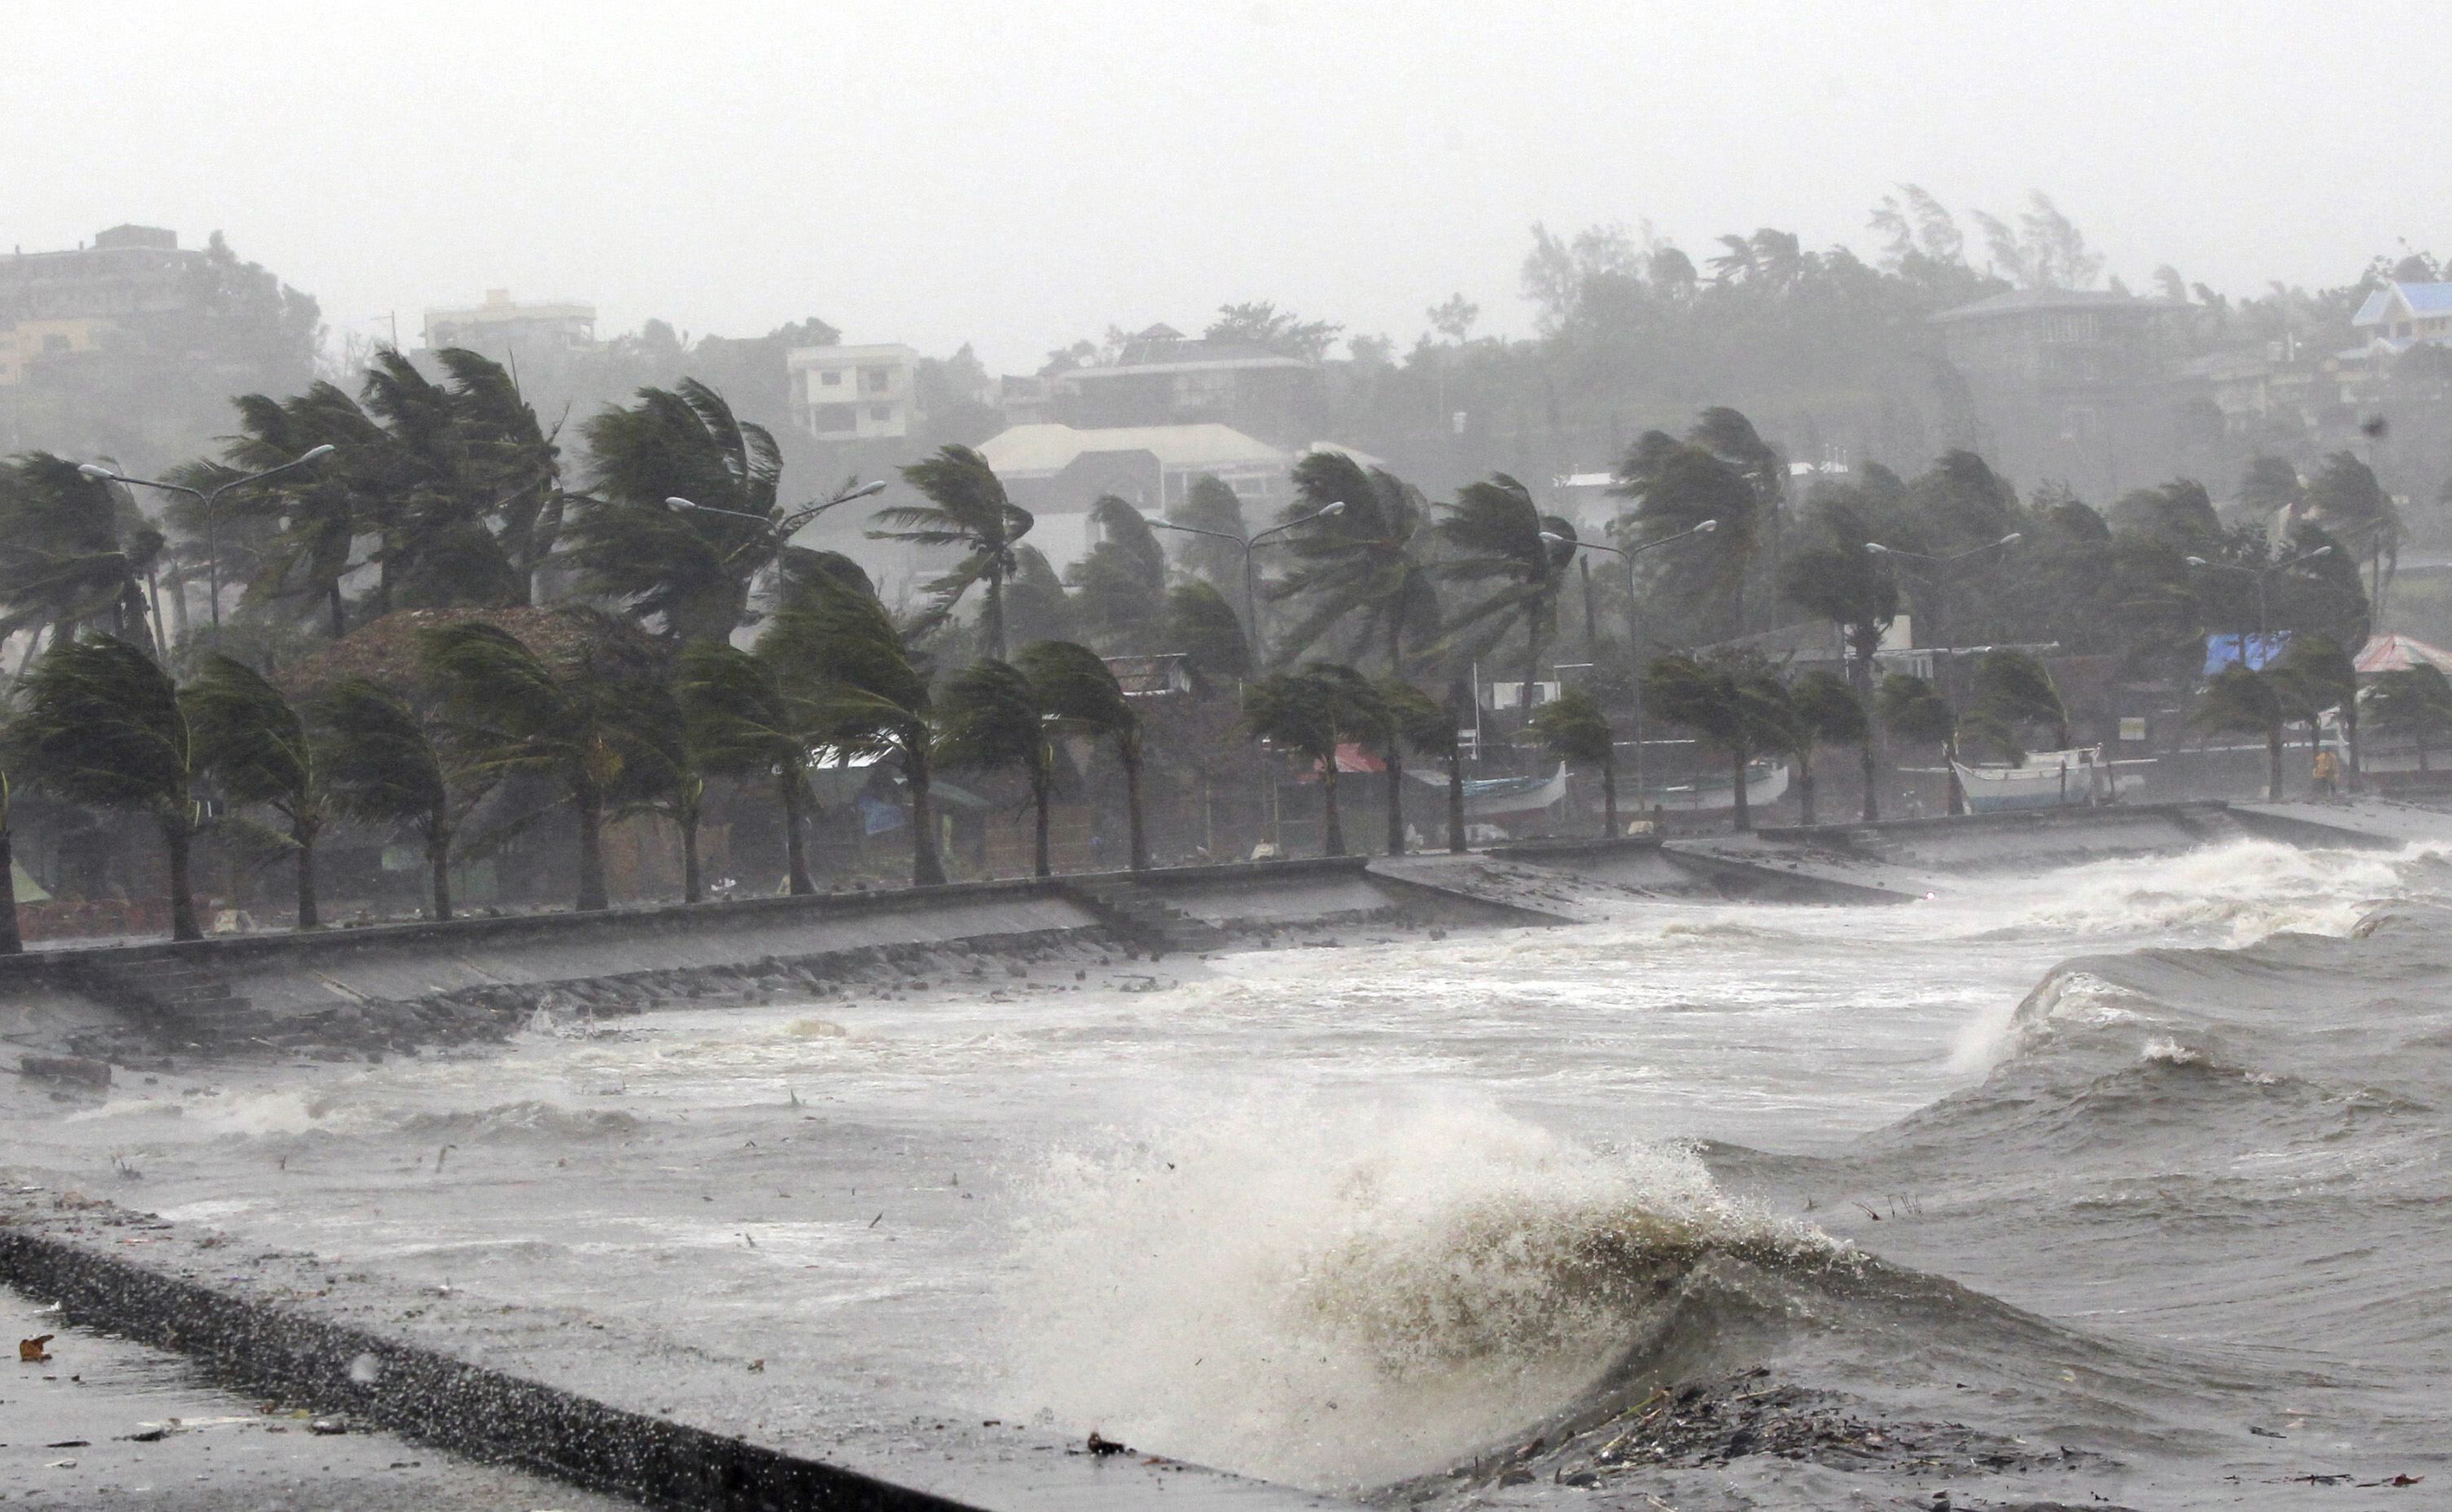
11;2;2449;374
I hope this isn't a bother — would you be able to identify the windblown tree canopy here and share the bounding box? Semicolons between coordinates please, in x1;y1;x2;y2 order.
569;378;786;643
1269;452;1440;675
1067;495;1168;652
875;444;1034;660
0;453;164;653
186;652;330;928
12;635;206;939
675;639;825;895
308;675;471;921
1437;474;1576;696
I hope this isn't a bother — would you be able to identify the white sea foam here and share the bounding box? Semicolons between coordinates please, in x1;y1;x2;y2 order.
998;1093;1831;1491
1976;840;2424;947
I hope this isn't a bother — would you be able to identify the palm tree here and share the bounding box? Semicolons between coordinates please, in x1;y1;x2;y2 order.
186;654;329;929
874;444;1034;659
14;636;205;940
1613;436;1758;642
1878;673;1961;815
1437;475;1576;704
308;677;471;921
675;641;824;895
2364;665;2452;773
1646;653;1790;832
357;349;526;613
1779;497;1897;699
569;380;787;643
1271;453;1439;674
2275;632;2360;788
1373;679;1449;855
1529;687;1619;837
0;453;166;657
763;579;946;886
420;618;656;912
0;765;20;955
1067;496;1169;652
622;680;708;903
218;383;387;638
938;658;1056;876
1166;473;1248;593
1164;581;1250;685
1969;650;2069;749
1241;664;1372;857
2192;666;2287;801
1016;639;1149;872
1788;670;1870;826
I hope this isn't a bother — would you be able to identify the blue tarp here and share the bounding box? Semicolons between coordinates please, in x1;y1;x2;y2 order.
2204;631;2291;674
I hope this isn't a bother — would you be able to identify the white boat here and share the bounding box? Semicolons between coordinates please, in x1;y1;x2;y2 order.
1952;746;2143;813
1634;758;1790;813
1405;762;1570;818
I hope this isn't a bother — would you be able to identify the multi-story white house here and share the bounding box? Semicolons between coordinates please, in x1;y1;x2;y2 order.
790;343;918;441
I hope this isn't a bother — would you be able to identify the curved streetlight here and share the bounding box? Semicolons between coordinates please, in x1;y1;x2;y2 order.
82;444;338;634
663;477;889;603
2184;545;2333;656
1862;531;2022;563
1538;517;1719;800
1145;499;1344;665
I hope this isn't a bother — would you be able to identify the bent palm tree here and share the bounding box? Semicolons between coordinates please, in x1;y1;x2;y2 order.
569;380;787;643
0;453;166;655
675;641;825;895
1242;664;1373;857
1437;475;1576;704
1788;670;1871;825
1374;679;1447;855
1529;687;1619;837
874;444;1033;658
309;677;473;921
1271;453;1440;674
764;580;945;886
1647;653;1790;833
938;658;1056;876
14;636;204;939
2364;665;2452;773
420;618;653;912
2192;666;2288;801
1067;497;1168;652
1017;639;1149;872
186;655;330;929
1879;672;1961;815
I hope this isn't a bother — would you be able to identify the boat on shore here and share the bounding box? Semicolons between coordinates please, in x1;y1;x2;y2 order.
1951;746;2146;813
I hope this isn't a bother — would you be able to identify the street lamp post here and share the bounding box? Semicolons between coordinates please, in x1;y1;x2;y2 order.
1539;519;1717;805
1859;533;2022;816
2184;546;2334;658
665;477;888;604
83;445;338;636
1145;501;1345;667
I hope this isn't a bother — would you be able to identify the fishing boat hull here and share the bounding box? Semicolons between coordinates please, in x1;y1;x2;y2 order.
1633;760;1791;813
1404;762;1571;818
1953;749;2139;813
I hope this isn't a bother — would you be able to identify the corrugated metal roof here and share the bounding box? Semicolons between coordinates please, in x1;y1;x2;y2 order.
2354;281;2452;327
976;422;1288;476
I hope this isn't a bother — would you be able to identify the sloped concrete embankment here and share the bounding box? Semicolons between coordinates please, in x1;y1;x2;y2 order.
2;857;1544;1059
0;1191;1348;1512
1487;835;1919;904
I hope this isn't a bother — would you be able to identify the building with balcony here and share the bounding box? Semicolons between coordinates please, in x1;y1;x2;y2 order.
790;343;918;441
1038;325;1323;444
1932;287;2183;497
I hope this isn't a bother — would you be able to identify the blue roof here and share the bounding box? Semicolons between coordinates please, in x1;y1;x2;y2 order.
2355;281;2452;327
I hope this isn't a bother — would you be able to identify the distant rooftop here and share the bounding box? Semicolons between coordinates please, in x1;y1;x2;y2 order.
423;288;595;323
1931;286;2184;323
2352;281;2452;326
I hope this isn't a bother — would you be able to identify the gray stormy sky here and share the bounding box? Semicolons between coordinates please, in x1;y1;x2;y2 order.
10;1;2449;374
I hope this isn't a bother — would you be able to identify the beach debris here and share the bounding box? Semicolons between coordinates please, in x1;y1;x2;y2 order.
309;1416;350;1435
20;1333;55;1362
1086;1430;1131;1456
18;1054;111;1090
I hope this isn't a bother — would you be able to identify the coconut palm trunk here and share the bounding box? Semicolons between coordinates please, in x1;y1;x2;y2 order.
1031;768;1053;878
2266;719;2284;801
680;810;703;904
0;825;22;956
294;820;321;930
575;791;609;912
426;826;454;922
1384;745;1407;855
1945;730;1966;816
165;820;201;942
1446;754;1467;853
781;772;814;894
908;763;947;886
1122;742;1150;873
1600;744;1618;838
1321;760;1346;857
1858;735;1879;822
1728;745;1753;833
1797;750;1817;828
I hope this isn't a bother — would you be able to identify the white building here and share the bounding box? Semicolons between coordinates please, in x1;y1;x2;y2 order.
790;343;918;441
